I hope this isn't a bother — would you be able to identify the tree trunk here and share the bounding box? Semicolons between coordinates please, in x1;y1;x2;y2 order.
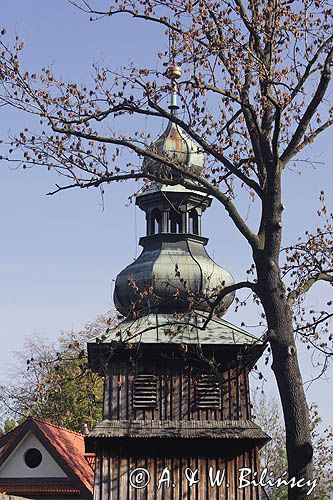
256;260;314;500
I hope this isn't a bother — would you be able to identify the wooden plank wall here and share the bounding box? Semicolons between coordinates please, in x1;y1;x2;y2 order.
93;448;262;500
103;361;251;422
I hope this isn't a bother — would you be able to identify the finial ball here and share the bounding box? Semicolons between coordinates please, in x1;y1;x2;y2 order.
165;65;182;80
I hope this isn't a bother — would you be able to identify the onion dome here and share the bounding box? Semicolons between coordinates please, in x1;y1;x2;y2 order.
142;64;204;181
142;122;204;180
114;233;235;318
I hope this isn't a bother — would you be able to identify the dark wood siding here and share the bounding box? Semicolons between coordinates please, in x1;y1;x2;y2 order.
103;361;250;423
93;448;263;500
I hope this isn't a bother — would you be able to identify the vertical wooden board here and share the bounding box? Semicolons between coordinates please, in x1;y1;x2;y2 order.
224;459;228;500
129;457;138;500
108;455;113;500
111;369;119;420
241;450;249;500
214;456;225;500
202;457;209;500
227;458;234;500
178;457;183;500
145;457;155;500
103;374;110;419
93;452;101;500
125;364;130;420
178;368;183;420
163;372;169;420
254;447;261;500
116;456;122;500
235;367;240;420
234;456;240;500
196;456;201;500
112;455;120;500
230;367;237;419
238;369;245;420
156;457;164;500
108;370;114;420
193;456;199;500
119;363;126;419
184;370;189;421
222;376;229;421
154;456;160;500
245;367;251;419
249;448;258;500
172;457;179;500
240;452;246;500
189;456;197;500
158;372;163;420
181;456;189;499
162;456;170;500
251;449;257;500
135;457;147;500
119;457;128;500
219;374;223;421
219;456;227;500
129;456;135;500
212;457;217;500
171;369;178;420
101;454;110;500
162;370;167;420
116;366;122;420
164;457;174;500
243;368;249;420
189;373;197;420
181;370;187;420
169;370;174;420
187;371;191;421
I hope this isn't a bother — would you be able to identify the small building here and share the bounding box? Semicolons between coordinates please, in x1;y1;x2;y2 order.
0;417;93;499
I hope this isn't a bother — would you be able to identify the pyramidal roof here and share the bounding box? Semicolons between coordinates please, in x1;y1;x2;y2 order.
89;312;263;347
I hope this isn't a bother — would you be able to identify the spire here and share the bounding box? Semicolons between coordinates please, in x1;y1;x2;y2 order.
165;64;182;114
142;65;204;180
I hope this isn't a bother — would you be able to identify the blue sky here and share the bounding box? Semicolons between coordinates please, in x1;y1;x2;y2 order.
0;1;332;428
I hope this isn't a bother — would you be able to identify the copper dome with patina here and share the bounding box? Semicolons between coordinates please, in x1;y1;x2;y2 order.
142;121;204;180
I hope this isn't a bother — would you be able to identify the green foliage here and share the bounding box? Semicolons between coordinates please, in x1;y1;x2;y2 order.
0;418;18;436
0;314;114;433
253;393;333;499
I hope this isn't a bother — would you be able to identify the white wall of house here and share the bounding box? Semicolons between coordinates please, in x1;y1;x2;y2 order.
0;432;67;478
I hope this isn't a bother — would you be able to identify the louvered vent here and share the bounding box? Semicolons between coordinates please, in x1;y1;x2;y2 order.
196;375;221;409
133;374;157;408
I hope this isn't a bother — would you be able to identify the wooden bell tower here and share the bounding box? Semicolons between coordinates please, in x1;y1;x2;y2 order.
85;66;269;499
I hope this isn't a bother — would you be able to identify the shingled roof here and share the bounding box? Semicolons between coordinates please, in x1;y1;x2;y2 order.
88;418;270;444
0;417;93;499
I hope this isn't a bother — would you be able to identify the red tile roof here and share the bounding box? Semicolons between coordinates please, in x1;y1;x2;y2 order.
0;417;94;498
32;418;94;493
0;425;21;463
0;478;81;496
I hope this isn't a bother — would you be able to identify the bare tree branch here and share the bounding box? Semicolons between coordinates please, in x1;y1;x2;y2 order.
287;272;333;306
281;47;333;165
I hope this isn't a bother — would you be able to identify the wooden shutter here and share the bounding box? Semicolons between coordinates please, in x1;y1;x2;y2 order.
133;374;157;408
196;374;220;409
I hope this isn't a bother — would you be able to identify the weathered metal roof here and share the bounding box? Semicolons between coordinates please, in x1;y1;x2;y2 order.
137;183;207;197
142;121;205;181
114;235;235;318
88;313;262;347
87;419;270;443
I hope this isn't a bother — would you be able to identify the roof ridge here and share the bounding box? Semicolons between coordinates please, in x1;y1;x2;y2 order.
31;417;84;438
0;422;21;441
